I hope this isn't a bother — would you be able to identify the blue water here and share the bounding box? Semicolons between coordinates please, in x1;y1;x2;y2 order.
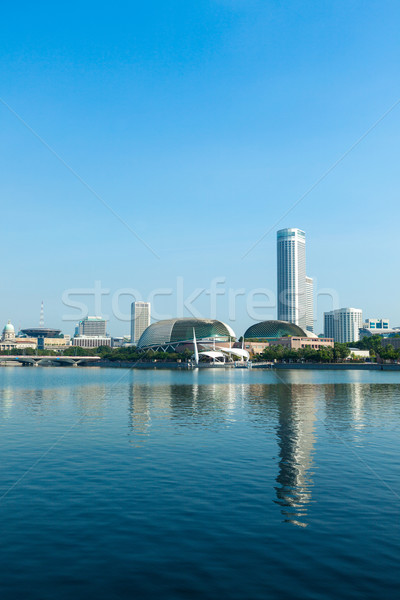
0;367;399;599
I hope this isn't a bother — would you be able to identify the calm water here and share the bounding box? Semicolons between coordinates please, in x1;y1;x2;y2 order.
0;367;399;599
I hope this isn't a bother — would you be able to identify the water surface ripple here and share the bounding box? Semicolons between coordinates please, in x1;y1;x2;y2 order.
0;368;399;599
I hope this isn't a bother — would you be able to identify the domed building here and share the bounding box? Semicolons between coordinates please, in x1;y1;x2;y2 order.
137;318;236;351
243;320;312;340
0;320;38;352
2;321;15;342
242;320;332;354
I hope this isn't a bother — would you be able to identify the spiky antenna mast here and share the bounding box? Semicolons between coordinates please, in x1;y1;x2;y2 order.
39;301;44;328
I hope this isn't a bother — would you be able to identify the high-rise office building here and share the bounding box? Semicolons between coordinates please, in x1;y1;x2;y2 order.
324;311;335;340
78;316;107;337
277;228;307;329
324;308;363;343
131;302;151;345
305;276;314;332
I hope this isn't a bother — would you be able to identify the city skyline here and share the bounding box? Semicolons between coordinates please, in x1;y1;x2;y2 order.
1;5;399;597
1;2;400;335
0;223;398;340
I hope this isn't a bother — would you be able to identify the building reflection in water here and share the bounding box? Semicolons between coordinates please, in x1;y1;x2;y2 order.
128;383;155;445
274;382;317;528
72;385;107;420
323;382;369;432
127;380;240;446
0;386;14;419
126;376;388;527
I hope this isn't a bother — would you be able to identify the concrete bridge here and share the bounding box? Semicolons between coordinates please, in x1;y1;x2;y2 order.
0;356;101;367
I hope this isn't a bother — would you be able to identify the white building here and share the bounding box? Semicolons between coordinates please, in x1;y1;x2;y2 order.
348;348;370;360
363;318;390;331
305;276;314;332
2;321;15;342
0;321;37;351
324;308;363;343
78;316;107;337
131;302;151;345
359;318;393;339
277;228;309;330
72;336;111;348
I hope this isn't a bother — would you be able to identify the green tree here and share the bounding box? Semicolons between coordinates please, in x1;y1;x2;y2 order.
64;346;95;356
333;343;350;361
379;344;399;361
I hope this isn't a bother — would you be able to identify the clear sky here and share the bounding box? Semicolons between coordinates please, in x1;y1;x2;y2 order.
1;0;399;336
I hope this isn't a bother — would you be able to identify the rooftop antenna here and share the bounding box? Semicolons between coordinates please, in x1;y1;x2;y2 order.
39;301;44;328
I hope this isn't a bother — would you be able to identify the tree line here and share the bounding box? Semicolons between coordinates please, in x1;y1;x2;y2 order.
1;334;398;363
347;335;400;361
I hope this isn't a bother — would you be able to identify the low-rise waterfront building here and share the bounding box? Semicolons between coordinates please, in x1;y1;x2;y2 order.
268;337;334;350
0;321;37;351
243;337;333;356
348;348;370;360
243;341;270;354
72;335;111;348
44;335;71;349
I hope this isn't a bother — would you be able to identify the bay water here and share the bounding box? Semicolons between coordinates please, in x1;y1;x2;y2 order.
0;367;399;599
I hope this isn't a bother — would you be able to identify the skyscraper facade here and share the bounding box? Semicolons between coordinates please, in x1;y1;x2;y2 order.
131;302;151;345
324;311;335;340
324;308;363;343
277;228;307;329
305;276;314;332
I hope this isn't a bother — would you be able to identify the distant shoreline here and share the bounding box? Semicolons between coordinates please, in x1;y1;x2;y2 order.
1;360;400;371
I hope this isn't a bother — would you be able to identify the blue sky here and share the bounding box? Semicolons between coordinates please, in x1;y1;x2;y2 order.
1;0;399;336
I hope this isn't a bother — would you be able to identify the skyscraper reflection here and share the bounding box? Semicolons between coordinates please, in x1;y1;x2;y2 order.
274;383;317;527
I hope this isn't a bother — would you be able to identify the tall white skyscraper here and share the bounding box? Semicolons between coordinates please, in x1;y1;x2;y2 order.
131;302;151;345
277;228;307;329
324;308;363;343
305;276;314;332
